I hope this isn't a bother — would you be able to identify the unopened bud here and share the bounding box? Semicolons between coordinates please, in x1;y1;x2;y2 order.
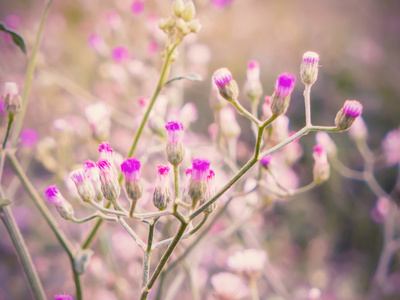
313;145;330;183
335;100;363;131
173;0;184;17
259;155;272;169
220;107;241;138
121;158;143;201
166;17;176;30
2;82;21;114
70;169;96;203
270;73;296;115
199;170;217;213
348;116;368;141
300;51;320;85
189;158;210;208
213;68;239;102
97;159;121;202
158;18;168;31
165;121;185;165
83;160;104;201
44;185;74;220
181;1;196;22
188;19;202;33
153;165;171;210
244;60;263;102
175;18;190;35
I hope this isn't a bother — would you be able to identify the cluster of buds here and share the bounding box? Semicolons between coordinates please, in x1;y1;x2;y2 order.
212;68;239;102
2;82;21;115
335;100;363;131
312;144;330;183
45;185;74;220
189;158;210;209
300;51;320;85
158;0;201;38
165;121;185;165
153;165;172;210
244;60;263;103
270;72;296;115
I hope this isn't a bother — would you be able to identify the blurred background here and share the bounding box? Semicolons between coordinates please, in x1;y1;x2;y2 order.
1;0;400;299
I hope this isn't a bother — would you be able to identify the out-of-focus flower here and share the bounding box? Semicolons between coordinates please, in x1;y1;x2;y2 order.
213;68;239;102
153;165;171;210
371;197;391;223
199;170;217;213
270;115;290;144
165;121;185;165
54;294;73;300
179;102;198;128
227;249;268;281
382;127;400;166
211;272;249;300
315;132;336;156
121;158;143;202
84;102;111;142
182;168;193;205
348;116;368;141
300;51;320;85
270;72;296;115
131;1;144;15
313;144;330;183
106;11;122;30
111;46;131;64
88;34;108;55
2;82;21;114
220;107;241;139
308;287;322;300
83;160;103;201
20;129;38;148
259;155;272;169
244;60;263;102
335;100;363;131
211;0;235;10
70;169;96;202
189;158;210;208
262;96;272;120
44;185;74;220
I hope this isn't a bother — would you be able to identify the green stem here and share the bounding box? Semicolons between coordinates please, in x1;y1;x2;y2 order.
143;218;158;287
118;217;146;250
73;268;82;300
81;203;110;249
3;113;14;149
232;99;261;126
141;221;188;299
11;0;54;147
249;278;259;300
173;164;179;211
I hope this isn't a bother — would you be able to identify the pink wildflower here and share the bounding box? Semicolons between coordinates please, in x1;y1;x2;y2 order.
382;127;400;166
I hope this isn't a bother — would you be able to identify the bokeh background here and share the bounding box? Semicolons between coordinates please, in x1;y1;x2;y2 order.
1;0;400;299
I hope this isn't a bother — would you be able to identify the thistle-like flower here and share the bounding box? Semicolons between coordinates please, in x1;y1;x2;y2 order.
153;165;171;210
312;144;330;183
189;158;210;208
121;158;143;202
213;68;239;102
97;159;121;202
300;51;320;85
165;121;185;165
83;160;104;201
270;72;296;115
335;100;363;131
2;82;21;114
199;169;217;213
44;185;74;220
70;169;96;203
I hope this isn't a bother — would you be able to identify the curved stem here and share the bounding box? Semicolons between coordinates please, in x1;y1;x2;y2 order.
143;218;159;287
118;217;146;250
232;99;261;126
11;0;54;147
3;113;14;149
173;164;179;212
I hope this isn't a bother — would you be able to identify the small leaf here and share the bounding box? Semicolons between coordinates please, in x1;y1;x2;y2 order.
0;198;11;209
0;24;27;54
165;73;202;85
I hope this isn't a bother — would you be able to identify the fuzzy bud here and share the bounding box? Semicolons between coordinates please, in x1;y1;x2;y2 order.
181;1;196;22
213;68;239;102
2;82;21;114
70;169;96;202
315;132;337;156
189;158;210;208
244;60;263;102
153;165;171;210
165;121;185;165
259;155;272;169
300;51;320;85
121;158;143;201
188;19;202;33
270;73;296;115
199;170;217;213
348;116;368;141
335;100;363;131
83;160;103;201
313;144;330;183
44;185;74;220
173;0;184;17
97;159;121;202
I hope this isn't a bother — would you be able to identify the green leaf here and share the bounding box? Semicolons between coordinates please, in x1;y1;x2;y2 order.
165;73;202;85
0;198;11;209
0;24;27;54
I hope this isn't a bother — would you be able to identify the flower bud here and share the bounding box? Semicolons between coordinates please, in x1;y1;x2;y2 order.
312;144;330;183
44;185;74;220
54;294;73;300
270;73;296;115
315;132;336;156
213;68;239;102
97;159;121;202
70;169;96;203
181;1;196;22
259;155;272;169
348;116;368;141
165;121;185;165
83;160;104;201
300;51;320;85
335;100;363;131
189;158;210;208
188;19;202;33
153;165;171;210
2;82;21;114
175;18;190;35
199;170;217;213
220;107;241;138
121;158;143;201
158;18;168;31
85;102;111;142
244;60;263;102
173;0;184;17
181;168;193;205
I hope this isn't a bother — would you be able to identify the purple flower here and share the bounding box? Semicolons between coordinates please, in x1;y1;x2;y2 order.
20;129;38;148
131;1;145;15
191;158;210;182
111;46;131;63
99;142;114;162
313;144;330;182
54;294;73;300
97;159;120;201
274;72;296;98
44;185;64;205
259;155;272;169
213;68;233;88
165;121;184;144
153;165;171;210
70;169;96;202
383;127;400;166
121;158;141;182
212;68;239;101
301;51;320;85
342;100;363;118
83;160;103;201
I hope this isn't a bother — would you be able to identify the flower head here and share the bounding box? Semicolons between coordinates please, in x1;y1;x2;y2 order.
97;159;120;201
2;82;21;114
165;121;185;165
313;144;330;183
211;272;249;300
83;160;103;201
383;127;400;166
300;51;320;85
54;294;73;300
85;102;111;142
213;68;239;101
245;60;263;101
227;249;268;281
70;169;96;202
111;46;130;63
45;185;65;206
131;1;144;15
335;100;363;131
199;169;217;213
189;158;210;208
121;158;143;202
99;142;114;162
259;155;272;169
270;73;296;115
153;165;171;210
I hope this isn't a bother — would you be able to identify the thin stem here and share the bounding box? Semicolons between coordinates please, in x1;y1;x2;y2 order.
11;0;54;147
303;84;312;127
143;218;158;287
3;113;14;149
71;213;116;224
141;221;188;299
73;268;82;300
89;199;127;216
232;99;261;126
81;203;110;249
173;164;179;212
118;217;146;250
249;278;259;300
